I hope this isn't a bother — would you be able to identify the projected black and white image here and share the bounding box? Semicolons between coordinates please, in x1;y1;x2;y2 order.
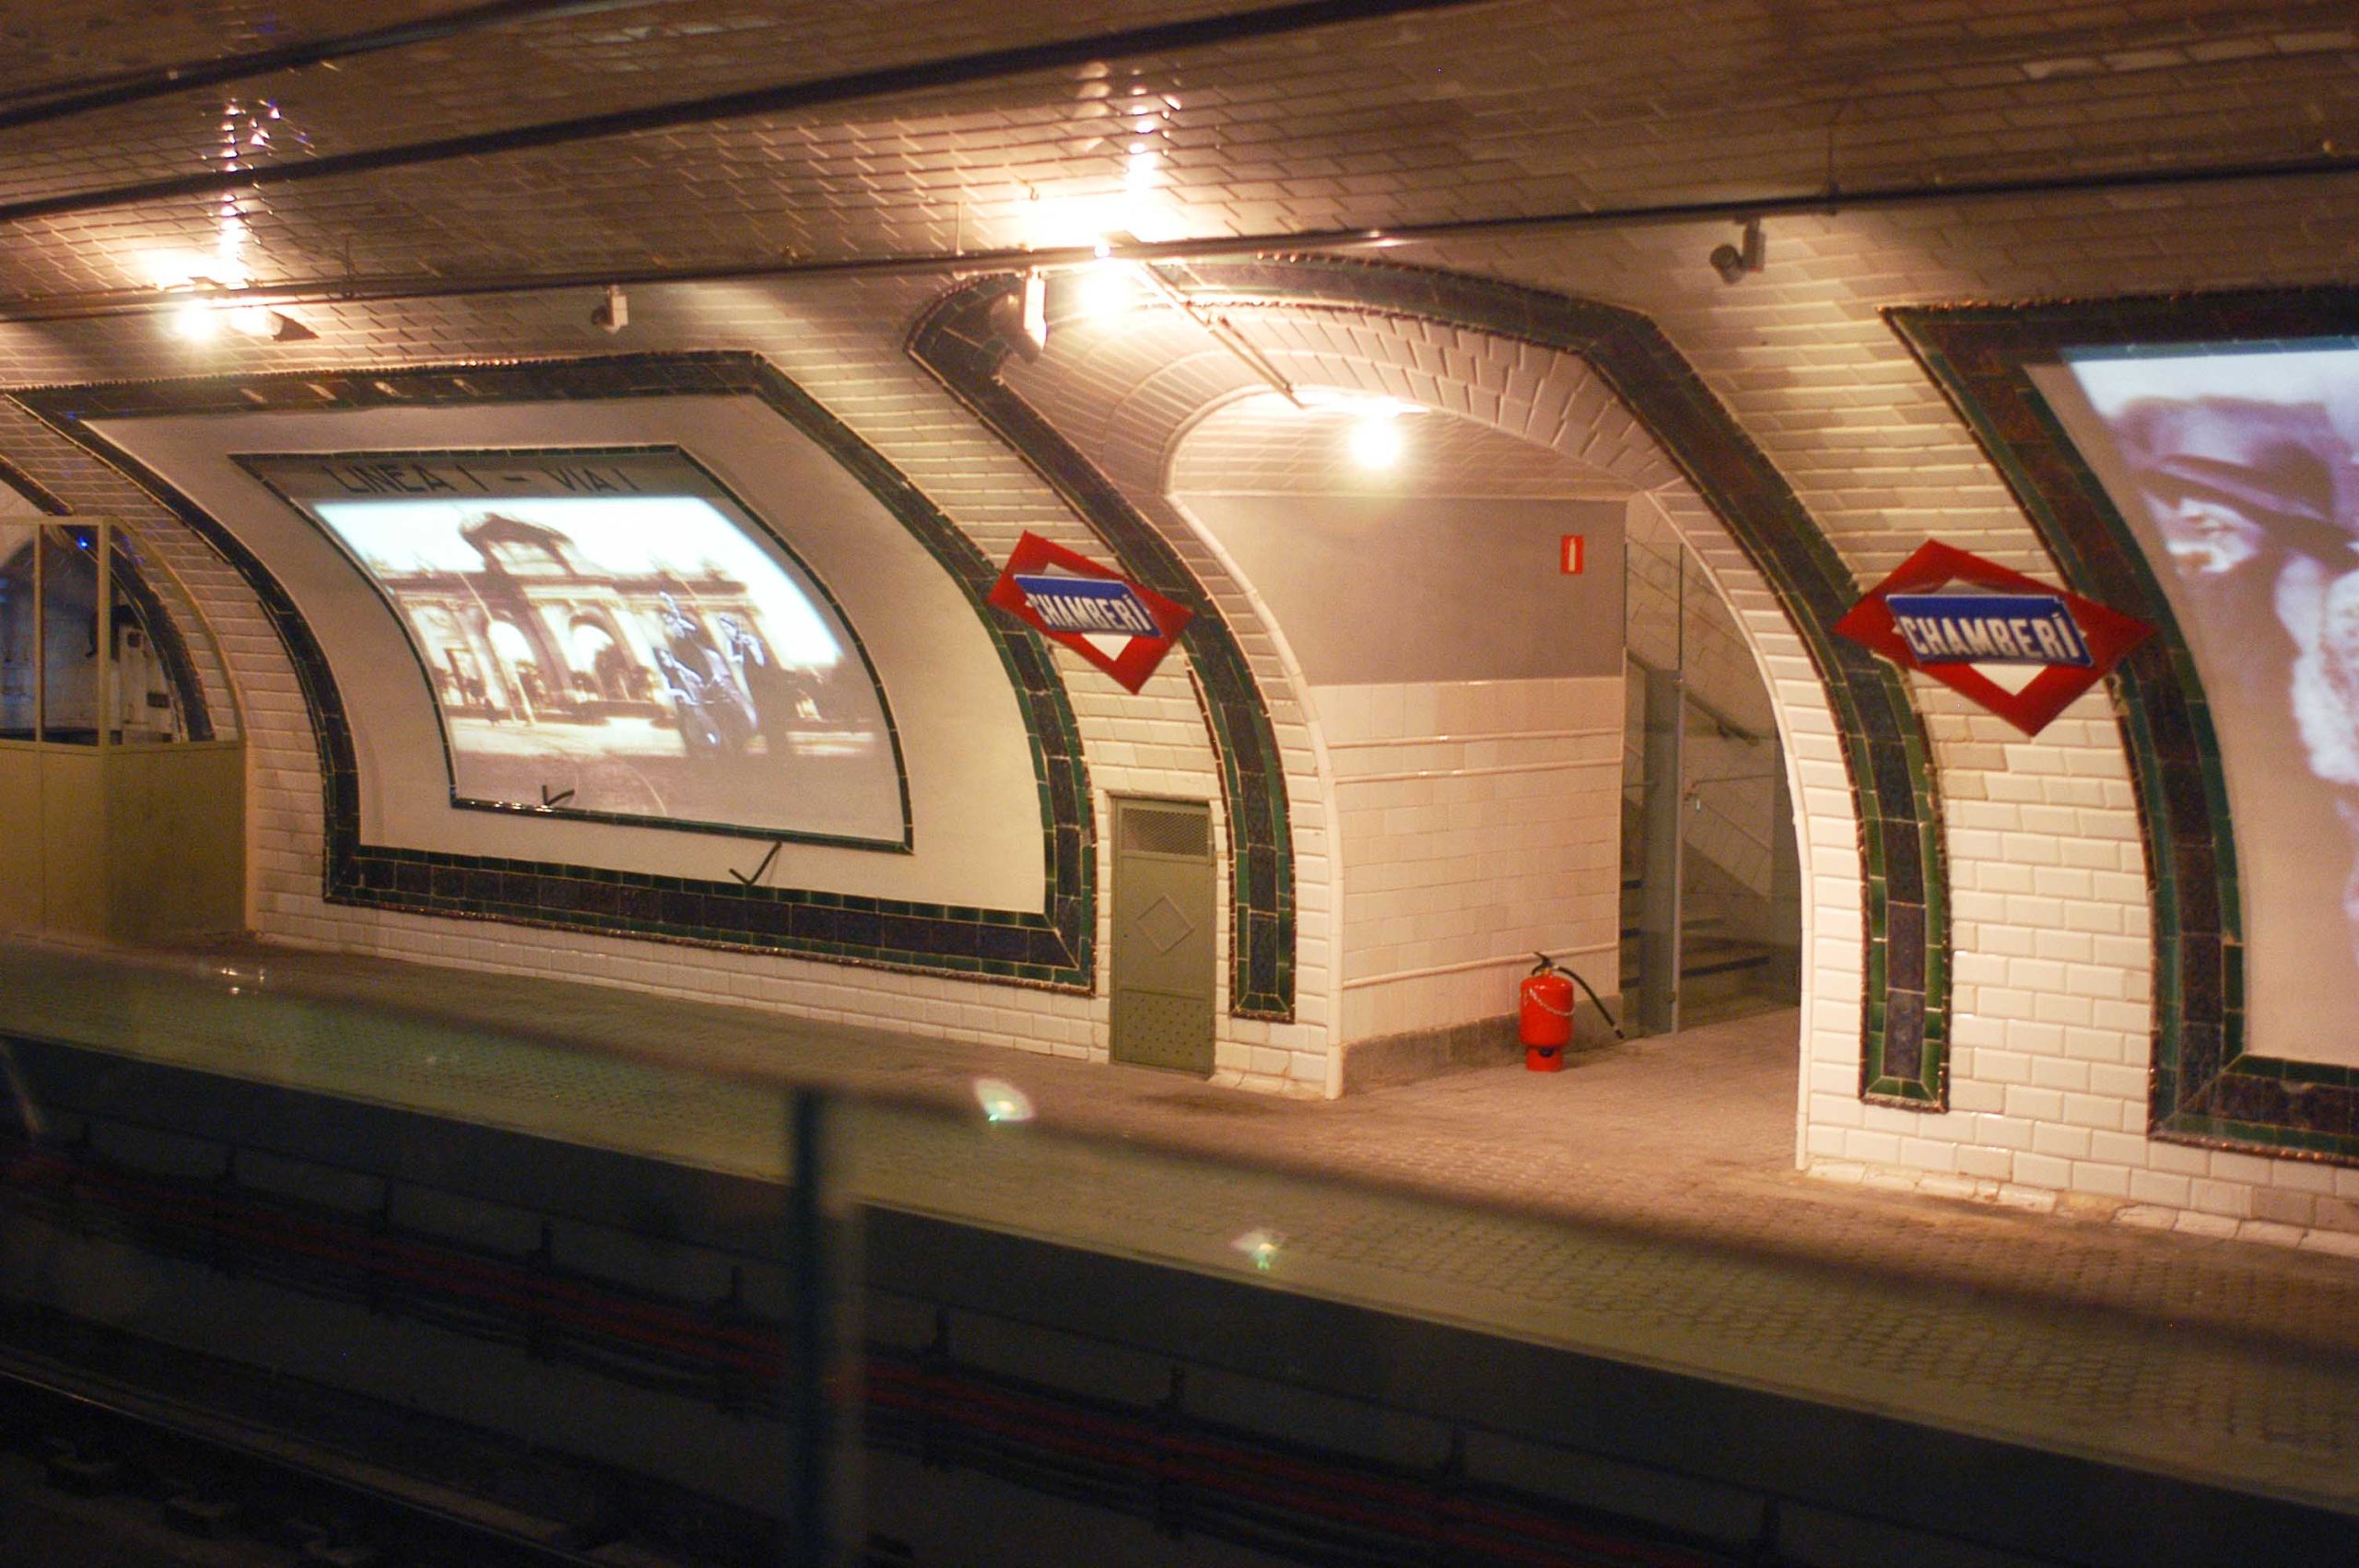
252;451;904;846
2067;346;2359;1045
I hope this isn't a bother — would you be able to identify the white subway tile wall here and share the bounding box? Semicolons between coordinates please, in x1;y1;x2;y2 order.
1;169;2353;1235
1322;674;1623;1042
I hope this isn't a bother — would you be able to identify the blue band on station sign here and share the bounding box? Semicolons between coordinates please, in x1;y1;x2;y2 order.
1884;591;2093;668
1012;573;1163;638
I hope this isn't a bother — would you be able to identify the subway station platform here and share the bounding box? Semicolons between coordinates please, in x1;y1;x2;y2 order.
5;936;2358;1541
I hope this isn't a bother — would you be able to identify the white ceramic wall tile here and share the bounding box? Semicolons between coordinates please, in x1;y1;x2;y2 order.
11;176;2353;1238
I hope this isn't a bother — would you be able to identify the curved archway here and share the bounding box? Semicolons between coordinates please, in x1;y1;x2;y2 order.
913;256;1951;1107
22;354;1096;988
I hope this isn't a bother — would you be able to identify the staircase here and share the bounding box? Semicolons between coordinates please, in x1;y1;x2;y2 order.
1618;873;1786;1030
1620;516;1799;1034
1619;789;1793;1033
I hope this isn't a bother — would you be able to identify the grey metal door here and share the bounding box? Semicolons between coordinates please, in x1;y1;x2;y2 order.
1109;796;1215;1074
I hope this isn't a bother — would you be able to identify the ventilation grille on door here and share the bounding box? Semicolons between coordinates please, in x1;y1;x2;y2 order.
1114;991;1213;1069
1122;804;1209;859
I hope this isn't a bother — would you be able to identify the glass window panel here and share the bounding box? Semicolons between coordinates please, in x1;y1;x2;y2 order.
0;522;34;739
108;528;212;744
38;523;101;745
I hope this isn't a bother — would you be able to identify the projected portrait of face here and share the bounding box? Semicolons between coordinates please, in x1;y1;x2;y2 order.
2294;568;2359;790
2114;397;2353;580
2066;356;2359;1048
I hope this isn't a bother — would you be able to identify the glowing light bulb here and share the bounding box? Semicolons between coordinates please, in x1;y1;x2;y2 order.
1074;260;1138;318
170;300;220;341
1347;413;1403;468
144;250;214;289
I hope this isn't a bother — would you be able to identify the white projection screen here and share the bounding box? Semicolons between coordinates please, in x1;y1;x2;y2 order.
2036;345;2359;1065
244;448;908;848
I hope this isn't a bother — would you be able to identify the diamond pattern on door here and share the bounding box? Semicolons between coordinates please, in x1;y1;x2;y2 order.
1110;796;1215;1074
1134;894;1196;955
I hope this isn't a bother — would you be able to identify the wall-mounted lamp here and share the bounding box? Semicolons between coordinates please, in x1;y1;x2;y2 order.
1021;270;1048;352
987;271;1050;362
590;284;628;333
1709;217;1766;284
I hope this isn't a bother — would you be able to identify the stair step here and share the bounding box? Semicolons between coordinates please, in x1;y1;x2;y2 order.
1684;949;1772;979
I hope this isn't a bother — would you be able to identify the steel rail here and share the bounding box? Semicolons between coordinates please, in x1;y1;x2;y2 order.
0;1355;614;1567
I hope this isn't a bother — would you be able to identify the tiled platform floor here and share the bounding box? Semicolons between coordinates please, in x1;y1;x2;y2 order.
5;938;2358;1522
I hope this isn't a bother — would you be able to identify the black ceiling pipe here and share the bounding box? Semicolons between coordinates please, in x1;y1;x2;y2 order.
0;0;665;134
0;0;1503;230
1;147;2354;326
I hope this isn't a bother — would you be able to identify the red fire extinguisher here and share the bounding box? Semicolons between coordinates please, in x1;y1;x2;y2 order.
1520;953;1625;1072
1520;955;1575;1071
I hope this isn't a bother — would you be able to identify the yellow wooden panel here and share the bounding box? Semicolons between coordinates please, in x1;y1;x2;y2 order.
106;743;244;942
0;749;41;930
39;747;106;940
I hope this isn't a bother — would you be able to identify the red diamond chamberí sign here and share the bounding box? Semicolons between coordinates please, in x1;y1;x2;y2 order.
1832;541;2154;737
988;532;1193;695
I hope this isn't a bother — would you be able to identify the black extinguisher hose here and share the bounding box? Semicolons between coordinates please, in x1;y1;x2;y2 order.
1530;952;1626;1040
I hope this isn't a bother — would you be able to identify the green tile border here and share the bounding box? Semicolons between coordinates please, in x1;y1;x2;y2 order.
1891;287;2359;1164
932;254;1946;1106
13;353;1096;989
910;285;1296;1021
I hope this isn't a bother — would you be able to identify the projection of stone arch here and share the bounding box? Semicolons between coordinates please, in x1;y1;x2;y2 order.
917;256;1952;1106
18;353;1094;986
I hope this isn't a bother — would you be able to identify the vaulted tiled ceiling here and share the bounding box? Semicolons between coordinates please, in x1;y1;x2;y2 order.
1172;392;1618;498
0;0;2351;312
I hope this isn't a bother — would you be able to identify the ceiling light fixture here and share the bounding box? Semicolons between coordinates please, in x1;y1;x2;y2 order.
986;270;1050;362
1296;388;1425;419
1346;408;1405;469
170;298;314;342
155;97;321;345
1073;259;1140;319
170;299;221;341
238;306;314;341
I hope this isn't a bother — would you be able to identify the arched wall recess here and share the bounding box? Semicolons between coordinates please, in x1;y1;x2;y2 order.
0;462;221;747
17;353;1096;987
911;287;1297;1022
1895;287;2359;1164
916;256;1953;1105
